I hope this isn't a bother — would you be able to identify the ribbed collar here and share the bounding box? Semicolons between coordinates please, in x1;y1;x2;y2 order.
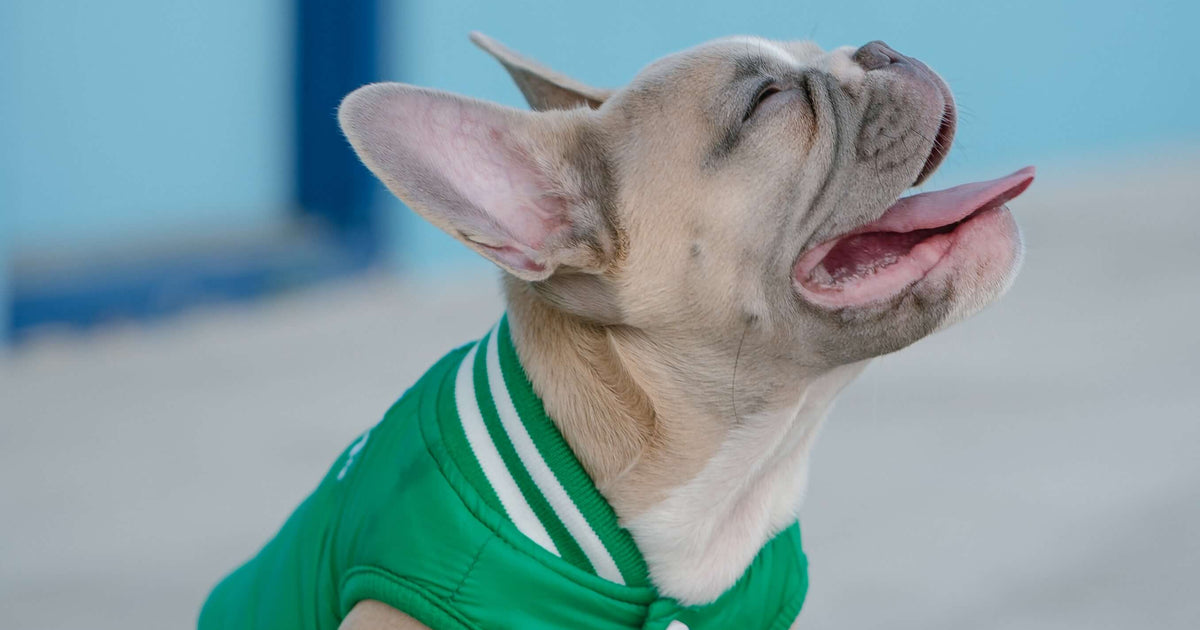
436;315;650;588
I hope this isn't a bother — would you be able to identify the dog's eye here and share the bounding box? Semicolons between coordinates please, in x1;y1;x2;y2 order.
744;84;782;121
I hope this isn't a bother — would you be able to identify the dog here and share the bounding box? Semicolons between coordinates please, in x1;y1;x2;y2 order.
200;33;1033;630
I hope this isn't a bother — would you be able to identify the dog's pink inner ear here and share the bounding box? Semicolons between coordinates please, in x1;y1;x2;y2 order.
408;101;568;251
339;84;577;280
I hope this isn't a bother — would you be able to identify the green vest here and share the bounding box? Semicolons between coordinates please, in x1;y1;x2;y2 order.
200;316;809;630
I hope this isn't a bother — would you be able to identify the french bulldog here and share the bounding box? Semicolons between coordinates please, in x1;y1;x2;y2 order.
240;33;1035;630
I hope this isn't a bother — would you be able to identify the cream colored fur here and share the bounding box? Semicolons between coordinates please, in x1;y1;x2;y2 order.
337;32;1023;629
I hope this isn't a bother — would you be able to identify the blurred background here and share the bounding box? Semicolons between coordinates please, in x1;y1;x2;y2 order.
2;1;1197;628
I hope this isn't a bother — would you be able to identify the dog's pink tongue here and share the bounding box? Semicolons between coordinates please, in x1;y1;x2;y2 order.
867;166;1036;233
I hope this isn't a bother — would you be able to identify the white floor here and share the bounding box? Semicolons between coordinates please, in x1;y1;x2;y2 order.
2;156;1198;629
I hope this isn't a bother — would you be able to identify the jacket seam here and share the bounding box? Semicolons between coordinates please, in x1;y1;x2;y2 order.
448;534;495;604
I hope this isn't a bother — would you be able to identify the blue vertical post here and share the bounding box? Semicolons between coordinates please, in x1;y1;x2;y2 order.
294;0;383;261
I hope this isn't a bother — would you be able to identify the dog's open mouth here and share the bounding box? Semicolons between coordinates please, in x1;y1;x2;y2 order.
794;166;1035;308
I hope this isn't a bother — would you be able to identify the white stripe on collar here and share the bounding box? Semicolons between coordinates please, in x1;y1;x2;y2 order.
454;341;559;555
483;324;625;584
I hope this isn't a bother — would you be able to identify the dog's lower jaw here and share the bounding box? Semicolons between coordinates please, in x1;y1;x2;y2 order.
506;277;866;605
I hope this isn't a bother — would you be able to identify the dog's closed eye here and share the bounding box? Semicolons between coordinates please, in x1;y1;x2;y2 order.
743;81;782;121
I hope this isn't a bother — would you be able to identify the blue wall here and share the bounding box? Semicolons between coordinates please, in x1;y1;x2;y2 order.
1;0;293;252
3;0;1197;292
383;0;1200;274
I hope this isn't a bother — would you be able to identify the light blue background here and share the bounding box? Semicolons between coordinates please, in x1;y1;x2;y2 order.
2;0;1197;280
0;0;292;251
385;0;1200;273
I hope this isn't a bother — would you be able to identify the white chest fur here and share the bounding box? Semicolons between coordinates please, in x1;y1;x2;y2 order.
624;363;864;605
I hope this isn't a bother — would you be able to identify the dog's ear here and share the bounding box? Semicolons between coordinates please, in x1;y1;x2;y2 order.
470;32;612;112
339;83;616;281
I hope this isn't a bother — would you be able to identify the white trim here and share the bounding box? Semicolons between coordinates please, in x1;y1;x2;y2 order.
484;326;625;584
455;343;559;555
336;429;371;481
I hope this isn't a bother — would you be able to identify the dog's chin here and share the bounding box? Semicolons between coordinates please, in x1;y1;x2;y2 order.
792;166;1034;313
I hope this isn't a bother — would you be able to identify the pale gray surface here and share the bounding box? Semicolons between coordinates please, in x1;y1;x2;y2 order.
2;157;1198;629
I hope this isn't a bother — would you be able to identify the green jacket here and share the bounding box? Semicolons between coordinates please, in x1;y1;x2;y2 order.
200;317;809;630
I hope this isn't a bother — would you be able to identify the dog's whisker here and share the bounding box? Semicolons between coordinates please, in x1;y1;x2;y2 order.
731;320;748;424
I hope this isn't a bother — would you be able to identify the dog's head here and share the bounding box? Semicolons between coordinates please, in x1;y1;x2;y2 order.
340;34;1032;397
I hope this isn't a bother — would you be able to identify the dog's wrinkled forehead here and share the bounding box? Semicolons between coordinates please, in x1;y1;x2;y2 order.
614;37;860;115
597;36;870;190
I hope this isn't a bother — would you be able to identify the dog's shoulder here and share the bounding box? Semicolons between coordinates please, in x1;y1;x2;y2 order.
339;600;431;630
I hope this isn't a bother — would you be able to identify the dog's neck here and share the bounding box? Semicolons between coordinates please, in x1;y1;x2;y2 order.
504;278;864;604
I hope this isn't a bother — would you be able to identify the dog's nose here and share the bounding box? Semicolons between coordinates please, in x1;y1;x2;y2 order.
853;40;905;71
